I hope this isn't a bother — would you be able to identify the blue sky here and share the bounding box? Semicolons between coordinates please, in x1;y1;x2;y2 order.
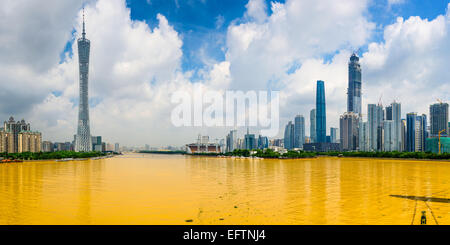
123;0;449;71
61;0;450;72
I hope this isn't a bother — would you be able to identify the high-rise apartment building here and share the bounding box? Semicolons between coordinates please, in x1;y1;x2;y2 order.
0;117;41;153
430;102;449;137
340;112;359;151
316;80;326;143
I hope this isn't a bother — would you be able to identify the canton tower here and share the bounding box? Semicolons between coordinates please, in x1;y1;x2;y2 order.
75;9;92;152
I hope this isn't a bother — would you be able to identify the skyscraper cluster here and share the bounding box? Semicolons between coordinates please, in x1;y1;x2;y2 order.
339;53;449;153
279;52;449;154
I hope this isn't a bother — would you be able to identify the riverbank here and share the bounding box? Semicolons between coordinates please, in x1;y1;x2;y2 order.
184;149;450;161
0;151;108;161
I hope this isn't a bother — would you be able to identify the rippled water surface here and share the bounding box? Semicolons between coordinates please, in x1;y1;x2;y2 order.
1;153;449;224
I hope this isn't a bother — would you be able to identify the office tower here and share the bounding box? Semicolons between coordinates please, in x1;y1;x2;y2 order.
226;130;237;152
316;80;326;143
310;109;316;143
226;130;238;152
42;141;53;153
406;113;416;152
391;102;402;151
258;135;269;149
330;128;338;143
383;120;395;152
92;136;102;152
284;121;295;150
294;115;305;148
430;102;449;136
368;104;384;151
340;112;359;151
359;121;369;151
406;113;427;152
244;128;256;150
418;114;427;151
347;53;362;115
401;119;406;152
75;10;93;152
114;143;120;153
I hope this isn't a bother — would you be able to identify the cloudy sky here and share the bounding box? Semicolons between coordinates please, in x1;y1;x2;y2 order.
0;0;449;147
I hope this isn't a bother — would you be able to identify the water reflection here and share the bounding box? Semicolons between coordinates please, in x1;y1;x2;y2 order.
0;154;449;224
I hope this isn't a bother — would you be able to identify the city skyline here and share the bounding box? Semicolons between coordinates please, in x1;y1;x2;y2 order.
0;0;449;147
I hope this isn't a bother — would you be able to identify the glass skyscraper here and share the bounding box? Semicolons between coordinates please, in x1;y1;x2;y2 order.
368;104;384;151
75;10;92;152
310;109;316;143
406;113;427;152
294;115;305;148
284;121;294;150
347;53;362;115
316;80;326;143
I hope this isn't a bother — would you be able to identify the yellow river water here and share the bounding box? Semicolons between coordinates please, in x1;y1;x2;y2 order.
0;153;449;225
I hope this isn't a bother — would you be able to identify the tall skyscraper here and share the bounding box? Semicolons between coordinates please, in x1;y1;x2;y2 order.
226;130;237;152
75;9;93;152
407;113;427;152
359;121;369;151
368;104;384;151
383;120;395;152
284;121;294;150
347;53;362;115
316;80;326;143
430;102;449;137
310;109;316;143
244;128;256;150
258;135;269;149
340;112;359;151
391;102;402;151
294;115;305;148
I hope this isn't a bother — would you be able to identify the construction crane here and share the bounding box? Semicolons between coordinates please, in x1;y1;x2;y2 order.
437;98;444;104
438;129;446;154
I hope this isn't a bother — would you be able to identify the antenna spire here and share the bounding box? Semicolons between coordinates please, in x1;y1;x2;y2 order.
82;7;86;39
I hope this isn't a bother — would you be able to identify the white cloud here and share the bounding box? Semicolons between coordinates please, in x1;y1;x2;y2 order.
388;0;405;6
245;0;268;23
362;9;450;118
226;0;375;90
